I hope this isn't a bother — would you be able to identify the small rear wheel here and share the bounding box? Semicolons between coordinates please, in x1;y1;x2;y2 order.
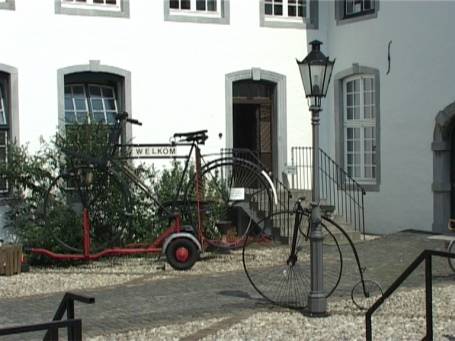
165;238;199;271
448;240;455;272
351;279;383;310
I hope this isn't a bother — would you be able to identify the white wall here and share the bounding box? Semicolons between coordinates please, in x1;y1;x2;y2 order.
323;0;455;233
0;0;313;157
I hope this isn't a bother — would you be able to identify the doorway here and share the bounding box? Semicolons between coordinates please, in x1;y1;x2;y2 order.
232;80;275;174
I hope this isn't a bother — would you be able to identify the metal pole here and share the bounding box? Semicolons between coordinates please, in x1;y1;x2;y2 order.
307;103;327;315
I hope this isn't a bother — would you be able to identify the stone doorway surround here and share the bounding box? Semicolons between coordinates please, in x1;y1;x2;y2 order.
432;101;455;233
225;68;287;178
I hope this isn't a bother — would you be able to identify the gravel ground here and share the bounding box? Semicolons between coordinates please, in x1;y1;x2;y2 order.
0;243;313;299
2;235;454;340
87;282;455;341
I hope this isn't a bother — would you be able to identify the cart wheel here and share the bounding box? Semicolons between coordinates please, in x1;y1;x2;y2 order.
166;238;199;271
351;279;383;310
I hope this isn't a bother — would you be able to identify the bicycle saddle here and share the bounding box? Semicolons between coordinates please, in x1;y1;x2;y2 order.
173;130;208;144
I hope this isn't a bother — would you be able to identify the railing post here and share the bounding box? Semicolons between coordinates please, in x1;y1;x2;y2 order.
67;298;75;340
425;253;433;341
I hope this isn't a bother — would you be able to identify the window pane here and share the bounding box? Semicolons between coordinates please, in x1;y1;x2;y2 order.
207;0;216;11
65;111;77;124
72;85;85;96
76;112;88;123
196;0;205;11
93;112;106;123
105;99;116;110
89;86;102;97
181;0;190;10
170;0;179;9
91;99;104;111
274;4;283;15
65;97;74;111
106;112;116;124
101;87;114;98
74;98;87;110
265;3;273;14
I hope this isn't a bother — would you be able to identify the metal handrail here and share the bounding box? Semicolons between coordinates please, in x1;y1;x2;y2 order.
366;249;455;341
290;146;366;234
0;292;94;341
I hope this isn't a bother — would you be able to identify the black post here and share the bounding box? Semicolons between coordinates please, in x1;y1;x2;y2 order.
425;254;433;340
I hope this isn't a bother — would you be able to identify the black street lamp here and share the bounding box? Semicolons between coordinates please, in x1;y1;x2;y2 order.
296;40;335;315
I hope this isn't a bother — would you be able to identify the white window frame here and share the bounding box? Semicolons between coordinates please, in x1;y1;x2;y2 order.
343;74;376;184
61;0;121;12
264;0;308;23
169;0;222;18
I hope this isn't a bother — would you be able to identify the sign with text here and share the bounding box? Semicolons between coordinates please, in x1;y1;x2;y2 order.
129;146;177;158
229;188;245;201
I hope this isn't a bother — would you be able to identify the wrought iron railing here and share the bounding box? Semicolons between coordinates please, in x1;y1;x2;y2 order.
366;249;455;341
290;146;366;234
0;292;95;341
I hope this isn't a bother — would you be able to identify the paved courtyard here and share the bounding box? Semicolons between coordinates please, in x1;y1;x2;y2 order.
0;230;453;340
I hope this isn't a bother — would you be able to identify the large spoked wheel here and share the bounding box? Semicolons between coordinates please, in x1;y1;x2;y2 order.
242;210;343;310
165;238;199;271
448;240;455;272
185;158;273;251
351;279;383;310
43;167;133;253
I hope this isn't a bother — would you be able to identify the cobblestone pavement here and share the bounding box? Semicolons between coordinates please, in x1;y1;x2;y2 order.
0;231;453;340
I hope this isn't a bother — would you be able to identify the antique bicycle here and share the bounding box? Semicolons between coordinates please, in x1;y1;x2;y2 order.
448;219;455;272
31;112;276;270
242;197;383;310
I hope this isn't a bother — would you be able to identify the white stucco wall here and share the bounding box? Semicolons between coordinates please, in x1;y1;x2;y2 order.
0;0;313;158
322;0;455;234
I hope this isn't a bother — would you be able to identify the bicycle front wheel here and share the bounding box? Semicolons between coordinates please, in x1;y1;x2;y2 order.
185;158;273;250
242;210;343;309
44;167;133;253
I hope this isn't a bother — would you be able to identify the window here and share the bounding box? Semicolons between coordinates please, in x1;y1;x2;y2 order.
56;0;129;18
64;84;118;125
0;81;8;193
343;75;376;184
165;0;229;24
344;0;374;17
334;65;380;191
0;0;15;10
58;64;132;145
260;0;317;29
335;0;378;24
265;0;306;18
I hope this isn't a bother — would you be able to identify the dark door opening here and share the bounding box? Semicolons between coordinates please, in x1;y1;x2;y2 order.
232;80;275;174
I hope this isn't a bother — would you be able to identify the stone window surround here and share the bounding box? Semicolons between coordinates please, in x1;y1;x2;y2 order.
335;0;379;25
432;101;455;233
225;68;287;179
55;0;130;18
164;0;230;25
260;0;318;29
334;63;381;192
0;64;19;199
0;0;14;10
57;61;132;142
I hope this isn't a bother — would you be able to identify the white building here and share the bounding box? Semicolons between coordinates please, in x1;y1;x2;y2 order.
0;0;453;237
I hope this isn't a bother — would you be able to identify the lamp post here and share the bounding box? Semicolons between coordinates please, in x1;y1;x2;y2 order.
296;40;335;315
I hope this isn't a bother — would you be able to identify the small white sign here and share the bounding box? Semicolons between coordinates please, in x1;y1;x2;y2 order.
229;187;245;201
130;146;177;157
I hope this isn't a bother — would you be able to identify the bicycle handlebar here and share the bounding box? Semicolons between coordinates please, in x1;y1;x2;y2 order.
115;112;142;126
